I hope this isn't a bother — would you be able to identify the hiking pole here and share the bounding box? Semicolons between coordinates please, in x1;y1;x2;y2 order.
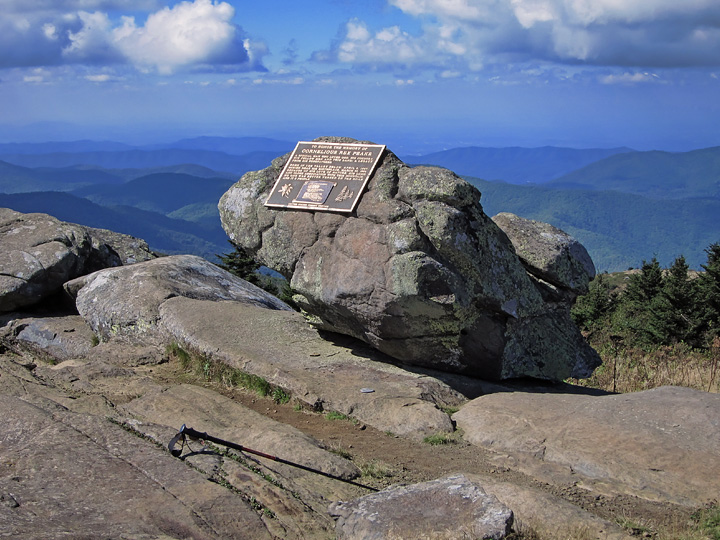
168;424;378;492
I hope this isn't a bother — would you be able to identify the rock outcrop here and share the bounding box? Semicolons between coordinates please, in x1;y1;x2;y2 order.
219;137;599;381
2;208;717;540
0;208;155;313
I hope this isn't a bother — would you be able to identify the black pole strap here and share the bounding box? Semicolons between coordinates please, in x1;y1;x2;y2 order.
168;424;378;492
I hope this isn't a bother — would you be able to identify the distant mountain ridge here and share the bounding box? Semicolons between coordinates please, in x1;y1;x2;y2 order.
0;160;124;193
147;136;293;155
547;146;720;199
403;146;634;184
0;191;227;260
0;136;295;176
0;136;293;156
0;149;280;176
0;140;136;154
2;136;719;272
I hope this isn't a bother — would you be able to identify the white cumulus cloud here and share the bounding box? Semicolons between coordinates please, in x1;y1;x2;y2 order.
112;0;246;73
0;0;266;73
319;0;720;73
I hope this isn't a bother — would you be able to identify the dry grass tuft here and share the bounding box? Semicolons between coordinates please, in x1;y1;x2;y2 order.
570;339;720;394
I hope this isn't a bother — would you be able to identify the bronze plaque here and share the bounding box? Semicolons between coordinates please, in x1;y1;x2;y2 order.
265;141;386;212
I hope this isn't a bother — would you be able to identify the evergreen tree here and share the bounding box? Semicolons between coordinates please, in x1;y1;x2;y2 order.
697;242;720;344
571;273;614;332
614;257;664;346
624;257;663;305
216;242;261;285
649;255;697;345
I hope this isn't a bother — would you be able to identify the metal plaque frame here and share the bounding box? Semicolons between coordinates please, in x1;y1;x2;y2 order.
264;141;386;212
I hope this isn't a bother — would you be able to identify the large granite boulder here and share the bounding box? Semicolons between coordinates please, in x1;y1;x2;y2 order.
219;137;600;381
0;208;155;312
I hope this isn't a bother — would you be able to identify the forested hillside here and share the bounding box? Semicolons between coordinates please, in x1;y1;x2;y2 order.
71;173;234;215
547;146;720;199
468;177;720;271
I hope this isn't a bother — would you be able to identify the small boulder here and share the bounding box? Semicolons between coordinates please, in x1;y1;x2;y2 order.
329;473;513;540
65;254;292;341
219;137;600;381
492;212;595;299
82;226;157;270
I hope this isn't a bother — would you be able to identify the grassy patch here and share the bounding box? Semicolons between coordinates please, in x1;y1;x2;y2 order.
692;503;720;540
272;387;290;404
358;459;394;480
568;341;720;394
324;410;354;422
423;431;460;446
165;341;286;400
166;342;192;370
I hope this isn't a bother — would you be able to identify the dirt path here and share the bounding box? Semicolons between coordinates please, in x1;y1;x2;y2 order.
151;359;696;538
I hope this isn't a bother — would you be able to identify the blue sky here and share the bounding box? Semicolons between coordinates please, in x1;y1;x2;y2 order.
1;0;719;153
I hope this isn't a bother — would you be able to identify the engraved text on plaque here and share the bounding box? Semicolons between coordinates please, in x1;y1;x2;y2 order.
265;141;385;212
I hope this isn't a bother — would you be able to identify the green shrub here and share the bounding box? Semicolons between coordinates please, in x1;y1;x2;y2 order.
324;411;350;421
272;387;290;404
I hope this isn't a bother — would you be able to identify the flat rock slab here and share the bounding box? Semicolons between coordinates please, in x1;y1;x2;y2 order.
0;394;272;540
329;473;513;540
159;297;462;439
473;475;632;540
453;386;720;506
120;383;364;538
0;350;361;539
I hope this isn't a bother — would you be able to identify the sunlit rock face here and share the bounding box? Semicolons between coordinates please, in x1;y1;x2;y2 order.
220;137;600;381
